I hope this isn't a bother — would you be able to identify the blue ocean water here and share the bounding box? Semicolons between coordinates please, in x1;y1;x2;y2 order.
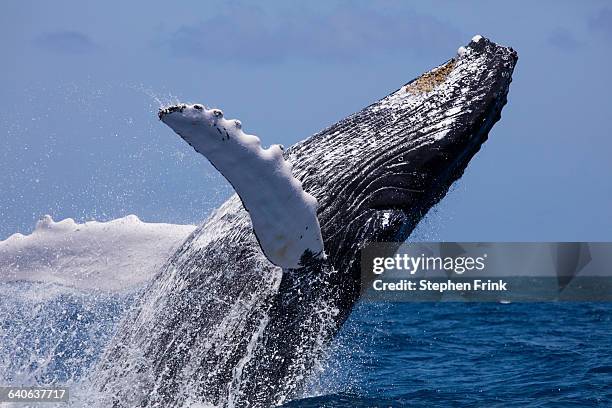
292;302;612;407
1;282;610;407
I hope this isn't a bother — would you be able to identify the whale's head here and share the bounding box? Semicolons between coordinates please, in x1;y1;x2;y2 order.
284;36;517;281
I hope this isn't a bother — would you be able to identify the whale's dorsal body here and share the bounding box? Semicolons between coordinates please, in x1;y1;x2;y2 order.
93;36;517;407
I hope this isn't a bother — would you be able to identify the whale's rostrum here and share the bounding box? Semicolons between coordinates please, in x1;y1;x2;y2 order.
93;36;517;407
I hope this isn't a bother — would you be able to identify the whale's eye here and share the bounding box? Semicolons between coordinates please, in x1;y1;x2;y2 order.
193;104;203;111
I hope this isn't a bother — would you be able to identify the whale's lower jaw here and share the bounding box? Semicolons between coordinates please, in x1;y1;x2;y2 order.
93;37;517;407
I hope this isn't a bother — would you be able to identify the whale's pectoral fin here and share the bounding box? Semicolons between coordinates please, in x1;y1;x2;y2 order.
159;104;324;269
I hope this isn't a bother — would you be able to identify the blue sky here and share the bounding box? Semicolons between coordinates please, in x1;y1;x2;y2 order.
1;1;611;240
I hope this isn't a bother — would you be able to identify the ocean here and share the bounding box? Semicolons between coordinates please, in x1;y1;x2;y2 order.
298;302;612;407
1;282;610;407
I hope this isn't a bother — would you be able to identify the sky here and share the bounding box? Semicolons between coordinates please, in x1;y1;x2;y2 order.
1;0;611;241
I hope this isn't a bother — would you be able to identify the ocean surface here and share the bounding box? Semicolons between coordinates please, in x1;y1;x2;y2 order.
298;301;612;407
1;282;611;407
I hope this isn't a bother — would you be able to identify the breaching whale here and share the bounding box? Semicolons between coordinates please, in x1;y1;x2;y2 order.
93;36;517;407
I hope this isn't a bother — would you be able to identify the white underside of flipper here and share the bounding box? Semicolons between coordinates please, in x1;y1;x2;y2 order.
0;215;195;291
160;103;325;269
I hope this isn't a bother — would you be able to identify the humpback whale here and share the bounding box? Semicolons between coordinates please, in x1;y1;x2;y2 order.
93;36;517;407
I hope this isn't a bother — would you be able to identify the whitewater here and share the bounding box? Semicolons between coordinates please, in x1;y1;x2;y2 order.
0;216;190;404
0;215;352;407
